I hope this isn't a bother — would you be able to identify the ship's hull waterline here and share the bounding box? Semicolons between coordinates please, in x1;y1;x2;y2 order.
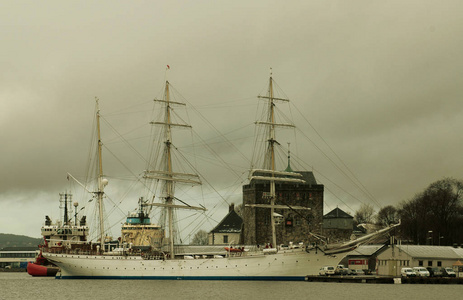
44;248;341;280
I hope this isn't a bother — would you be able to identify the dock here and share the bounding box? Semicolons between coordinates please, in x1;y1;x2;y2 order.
305;275;463;284
305;275;393;284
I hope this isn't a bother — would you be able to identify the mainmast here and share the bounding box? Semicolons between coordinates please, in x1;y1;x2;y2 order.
96;98;107;250
249;72;307;248
164;82;175;257
144;80;205;258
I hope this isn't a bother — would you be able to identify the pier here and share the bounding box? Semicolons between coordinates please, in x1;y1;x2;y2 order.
305;275;463;284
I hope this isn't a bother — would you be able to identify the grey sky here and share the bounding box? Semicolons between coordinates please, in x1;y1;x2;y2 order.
1;1;463;238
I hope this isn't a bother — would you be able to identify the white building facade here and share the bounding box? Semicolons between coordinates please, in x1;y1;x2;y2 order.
376;245;463;276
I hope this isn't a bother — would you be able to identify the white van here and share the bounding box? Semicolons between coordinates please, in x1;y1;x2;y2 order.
401;267;416;277
413;267;430;277
443;267;456;277
319;266;335;276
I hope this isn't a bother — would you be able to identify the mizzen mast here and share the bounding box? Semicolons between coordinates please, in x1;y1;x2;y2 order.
249;71;306;248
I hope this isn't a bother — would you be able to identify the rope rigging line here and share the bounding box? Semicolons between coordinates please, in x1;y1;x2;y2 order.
102;100;153;117
288;151;362;211
293;125;381;209
100;116;148;164
290;101;381;208
143;81;243;240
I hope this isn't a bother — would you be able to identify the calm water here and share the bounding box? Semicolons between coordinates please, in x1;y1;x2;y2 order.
0;272;461;300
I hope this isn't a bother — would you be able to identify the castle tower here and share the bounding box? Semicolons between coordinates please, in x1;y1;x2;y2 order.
242;170;324;246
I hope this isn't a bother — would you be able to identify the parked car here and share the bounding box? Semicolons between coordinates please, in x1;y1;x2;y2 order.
413;267;430;277
319;266;335;276
335;265;349;275
401;267;416;277
426;267;443;277
350;269;365;276
443;267;456;277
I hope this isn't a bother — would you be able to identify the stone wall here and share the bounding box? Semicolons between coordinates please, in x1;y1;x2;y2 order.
243;179;324;246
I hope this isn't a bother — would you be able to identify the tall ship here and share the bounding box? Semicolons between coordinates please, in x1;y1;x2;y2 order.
43;74;399;280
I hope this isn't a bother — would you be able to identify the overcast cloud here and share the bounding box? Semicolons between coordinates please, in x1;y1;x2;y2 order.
1;0;463;238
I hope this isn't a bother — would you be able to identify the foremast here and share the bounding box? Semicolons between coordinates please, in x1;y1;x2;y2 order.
248;72;307;248
144;80;205;258
69;99;107;250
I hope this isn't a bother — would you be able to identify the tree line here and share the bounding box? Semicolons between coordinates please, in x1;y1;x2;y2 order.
355;178;463;246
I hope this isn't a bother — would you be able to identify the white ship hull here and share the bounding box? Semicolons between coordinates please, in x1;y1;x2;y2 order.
44;248;342;280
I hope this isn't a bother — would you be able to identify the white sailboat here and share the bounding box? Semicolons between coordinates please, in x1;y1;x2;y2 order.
43;75;399;280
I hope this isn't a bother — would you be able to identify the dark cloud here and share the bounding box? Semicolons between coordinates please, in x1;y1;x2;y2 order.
2;1;463;237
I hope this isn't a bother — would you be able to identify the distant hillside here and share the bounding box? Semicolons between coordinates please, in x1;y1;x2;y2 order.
0;233;42;250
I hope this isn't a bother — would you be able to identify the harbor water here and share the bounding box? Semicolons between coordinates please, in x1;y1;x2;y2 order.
1;273;461;300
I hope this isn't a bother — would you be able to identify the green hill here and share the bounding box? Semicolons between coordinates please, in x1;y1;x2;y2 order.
0;233;42;250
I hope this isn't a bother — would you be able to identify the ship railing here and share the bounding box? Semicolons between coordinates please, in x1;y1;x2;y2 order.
141;253;165;260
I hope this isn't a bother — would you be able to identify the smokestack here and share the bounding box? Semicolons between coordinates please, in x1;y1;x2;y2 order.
229;203;235;212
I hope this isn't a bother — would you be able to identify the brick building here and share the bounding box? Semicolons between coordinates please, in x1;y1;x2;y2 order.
242;171;324;246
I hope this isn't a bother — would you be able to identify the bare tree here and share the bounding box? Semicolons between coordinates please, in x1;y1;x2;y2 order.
376;205;398;226
398;177;463;245
191;229;208;245
354;204;375;224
